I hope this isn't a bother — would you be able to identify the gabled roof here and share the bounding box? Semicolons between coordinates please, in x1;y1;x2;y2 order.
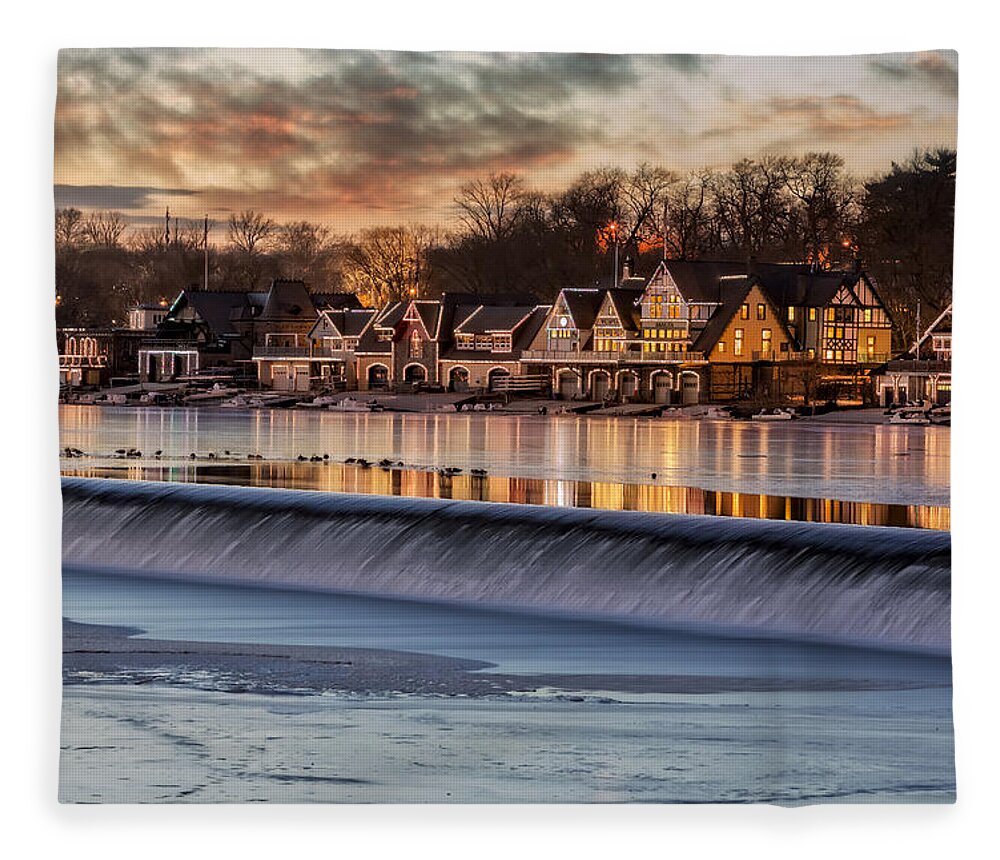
455;305;536;334
690;277;798;354
605;289;643;333
260;279;317;321
557;289;605;331
440;306;551;361
179;290;256;337
311;307;376;340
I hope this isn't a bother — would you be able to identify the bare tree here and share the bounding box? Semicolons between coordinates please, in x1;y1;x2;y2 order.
710;157;792;261
781;153;857;264
227;209;275;255
455;172;526;241
82;211;128;248
55;207;85;249
661;170;715;260
343;225;439;306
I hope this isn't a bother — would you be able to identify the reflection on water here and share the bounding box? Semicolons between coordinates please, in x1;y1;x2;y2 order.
61;461;949;530
57;405;951;508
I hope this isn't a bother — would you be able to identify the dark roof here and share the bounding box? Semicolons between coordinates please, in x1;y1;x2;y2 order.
440;306;550;361
312;292;362;311
606;289;644;332
690;277;754;353
182;290;256;337
454;305;536;334
260;280;317;321
341;308;376;337
661;260;868;309
560;289;606;331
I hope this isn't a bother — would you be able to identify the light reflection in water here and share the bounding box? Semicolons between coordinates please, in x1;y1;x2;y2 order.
61;461;950;530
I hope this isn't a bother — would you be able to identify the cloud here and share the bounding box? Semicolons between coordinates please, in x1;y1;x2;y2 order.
54;184;197;211
869;50;958;97
53;49;958;227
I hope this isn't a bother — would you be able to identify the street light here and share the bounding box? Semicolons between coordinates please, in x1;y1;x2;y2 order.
608;222;619;288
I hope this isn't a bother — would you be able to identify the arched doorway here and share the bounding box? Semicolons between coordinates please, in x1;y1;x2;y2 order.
652;372;672;404
557;369;579;400
619;372;638;400
590;370;611;401
449;366;470;392
488;367;511;392
680;371;700;405
404;363;427;385
367;364;389;389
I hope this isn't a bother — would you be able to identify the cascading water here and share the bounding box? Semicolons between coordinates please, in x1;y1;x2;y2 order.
61;477;951;652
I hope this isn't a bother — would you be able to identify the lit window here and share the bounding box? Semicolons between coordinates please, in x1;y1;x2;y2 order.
717;342;726;353
809;308;817;321
825;308;835;322
741;304;750;319
807;348;816;359
734;329;744;357
757;304;766;321
863;308;872;323
787;307;795;322
761;329;772;353
824;349;834;360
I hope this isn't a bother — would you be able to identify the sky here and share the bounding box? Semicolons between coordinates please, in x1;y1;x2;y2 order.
53;48;958;233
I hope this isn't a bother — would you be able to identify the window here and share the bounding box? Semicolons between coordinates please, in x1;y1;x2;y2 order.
475;335;491;350
807;348;816;359
761;329;772;354
717;341;726;353
825;308;835;322
809;308;817;322
734;328;744;357
866;335;876;357
787;307;795;322
757;304;766;321
835;327;844;340
456;334;474;349
780;341;789;353
409;330;422;358
826;326;835;339
863;308;873;323
493;334;512;352
824;348;834;360
741;303;750;320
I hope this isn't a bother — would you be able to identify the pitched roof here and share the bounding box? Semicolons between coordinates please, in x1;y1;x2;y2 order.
454;305;536;334
182;290;256;337
559;289;605;330
312;292;363;311
440;306;551;361
606;289;643;332
690;277;754;353
260;279;317;321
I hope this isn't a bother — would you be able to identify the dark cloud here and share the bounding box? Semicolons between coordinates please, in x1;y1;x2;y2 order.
53;184;197;211
869;50;957;97
56;49;642;217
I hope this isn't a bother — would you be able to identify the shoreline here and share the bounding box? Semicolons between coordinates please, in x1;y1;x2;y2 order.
63;619;949;699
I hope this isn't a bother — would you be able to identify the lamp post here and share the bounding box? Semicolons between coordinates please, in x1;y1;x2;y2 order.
609;222;619;287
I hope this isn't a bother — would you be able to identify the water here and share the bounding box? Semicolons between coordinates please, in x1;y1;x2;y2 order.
59;405;950;507
58;407;954;803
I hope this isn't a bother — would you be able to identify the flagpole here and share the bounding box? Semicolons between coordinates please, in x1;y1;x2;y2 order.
203;215;209;291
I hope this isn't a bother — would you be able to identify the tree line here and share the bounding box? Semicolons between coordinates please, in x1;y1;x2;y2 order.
55;148;954;349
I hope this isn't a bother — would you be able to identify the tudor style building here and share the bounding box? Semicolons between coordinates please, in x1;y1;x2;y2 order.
520;260;895;404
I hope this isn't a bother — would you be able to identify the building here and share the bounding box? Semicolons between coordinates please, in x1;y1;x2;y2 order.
353;293;546;392
872;306;952;406
57;327;148;387
521;259;895;404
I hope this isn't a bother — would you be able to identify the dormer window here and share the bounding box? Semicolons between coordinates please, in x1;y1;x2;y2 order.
492;334;512;352
409;330;422;358
456;334;474;350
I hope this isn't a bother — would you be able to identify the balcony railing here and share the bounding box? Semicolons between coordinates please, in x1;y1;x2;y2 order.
884;359;951;373
520;349;705;364
253;345;311;358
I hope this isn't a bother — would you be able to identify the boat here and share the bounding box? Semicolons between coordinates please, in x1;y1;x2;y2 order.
752;408;795;421
928;404;951;426
329;397;376;412
889;408;931;425
704;407;732;420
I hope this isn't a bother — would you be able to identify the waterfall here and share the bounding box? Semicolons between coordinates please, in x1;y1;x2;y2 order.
61;478;951;652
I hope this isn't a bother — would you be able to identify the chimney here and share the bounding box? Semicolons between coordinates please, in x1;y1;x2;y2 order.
622;256;633;281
